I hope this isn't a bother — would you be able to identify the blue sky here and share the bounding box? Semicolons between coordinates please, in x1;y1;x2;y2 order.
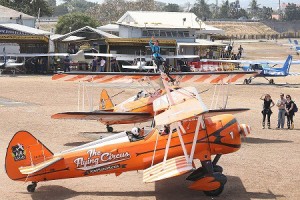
57;0;300;9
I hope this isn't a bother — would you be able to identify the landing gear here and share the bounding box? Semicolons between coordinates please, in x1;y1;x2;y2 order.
203;184;225;197
269;79;274;84
106;125;113;132
187;155;227;196
243;79;249;84
27;182;37;193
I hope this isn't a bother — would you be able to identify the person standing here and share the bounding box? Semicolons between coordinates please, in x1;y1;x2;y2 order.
238;45;244;58
91;57;98;72
276;93;286;129
285;95;295;129
63;56;70;72
111;58;118;72
99;58;106;72
260;94;275;129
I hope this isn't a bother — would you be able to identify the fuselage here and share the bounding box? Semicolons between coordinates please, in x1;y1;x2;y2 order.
18;114;242;182
114;90;163;116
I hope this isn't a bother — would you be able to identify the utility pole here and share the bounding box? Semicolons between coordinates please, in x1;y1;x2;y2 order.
215;0;219;17
278;0;281;20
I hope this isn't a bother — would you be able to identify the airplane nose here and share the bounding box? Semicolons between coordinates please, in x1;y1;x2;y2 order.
239;124;251;137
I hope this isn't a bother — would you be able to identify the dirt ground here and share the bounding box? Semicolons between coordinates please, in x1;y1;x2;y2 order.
0;39;299;200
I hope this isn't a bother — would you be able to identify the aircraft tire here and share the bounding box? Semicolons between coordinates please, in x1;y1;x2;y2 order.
27;182;37;193
203;184;225;197
269;79;274;84
213;165;223;173
243;79;248;84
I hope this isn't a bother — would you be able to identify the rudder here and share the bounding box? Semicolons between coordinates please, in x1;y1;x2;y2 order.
5;131;53;181
281;55;292;75
100;89;114;110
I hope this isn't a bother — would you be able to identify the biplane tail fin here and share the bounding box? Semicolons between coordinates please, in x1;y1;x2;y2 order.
100;89;114;110
5;131;54;180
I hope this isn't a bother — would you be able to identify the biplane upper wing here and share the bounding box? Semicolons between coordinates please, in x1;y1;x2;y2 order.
52;71;257;84
51;111;152;125
204;108;250;117
201;58;300;65
122;65;157;70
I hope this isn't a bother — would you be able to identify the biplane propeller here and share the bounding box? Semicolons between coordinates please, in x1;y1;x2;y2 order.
5;72;251;196
51;71;256;132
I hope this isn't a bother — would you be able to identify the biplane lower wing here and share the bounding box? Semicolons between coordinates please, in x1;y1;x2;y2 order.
143;156;193;183
204;108;250;117
52;71;257;84
51;111;152;125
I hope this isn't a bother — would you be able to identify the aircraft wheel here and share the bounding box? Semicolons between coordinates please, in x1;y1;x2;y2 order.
243;79;248;84
269;79;274;84
213;165;223;173
27;182;37;193
107;126;113;132
203;184;225;197
248;79;252;84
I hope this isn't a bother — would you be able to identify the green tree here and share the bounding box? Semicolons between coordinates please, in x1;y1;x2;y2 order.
53;4;69;16
55;12;99;34
259;6;273;20
237;8;248;19
163;3;181;12
249;0;259;18
0;0;53;16
47;0;56;7
284;3;300;21
190;0;211;20
218;0;230;19
53;0;96;16
86;0;161;25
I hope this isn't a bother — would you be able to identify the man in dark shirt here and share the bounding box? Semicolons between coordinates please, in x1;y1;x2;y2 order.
64;56;70;72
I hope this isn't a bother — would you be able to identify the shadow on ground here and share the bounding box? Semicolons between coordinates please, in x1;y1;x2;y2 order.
26;176;283;200
242;137;293;144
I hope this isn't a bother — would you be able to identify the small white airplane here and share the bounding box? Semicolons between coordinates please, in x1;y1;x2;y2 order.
284;39;300;54
119;50;199;72
0;48;25;75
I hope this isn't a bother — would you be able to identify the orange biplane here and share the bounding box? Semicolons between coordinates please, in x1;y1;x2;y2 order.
51;71;256;132
5;73;251;196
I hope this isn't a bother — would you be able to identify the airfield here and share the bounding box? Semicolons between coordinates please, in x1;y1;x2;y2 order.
0;39;300;200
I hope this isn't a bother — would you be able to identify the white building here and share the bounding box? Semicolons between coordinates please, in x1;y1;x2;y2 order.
0;5;36;28
115;11;225;55
116;11;224;42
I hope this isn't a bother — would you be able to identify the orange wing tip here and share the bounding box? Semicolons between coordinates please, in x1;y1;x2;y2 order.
239;124;251;137
19;157;63;175
143;156;193;183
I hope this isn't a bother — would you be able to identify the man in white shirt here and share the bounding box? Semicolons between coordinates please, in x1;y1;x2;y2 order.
99;58;106;72
276;93;286;129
